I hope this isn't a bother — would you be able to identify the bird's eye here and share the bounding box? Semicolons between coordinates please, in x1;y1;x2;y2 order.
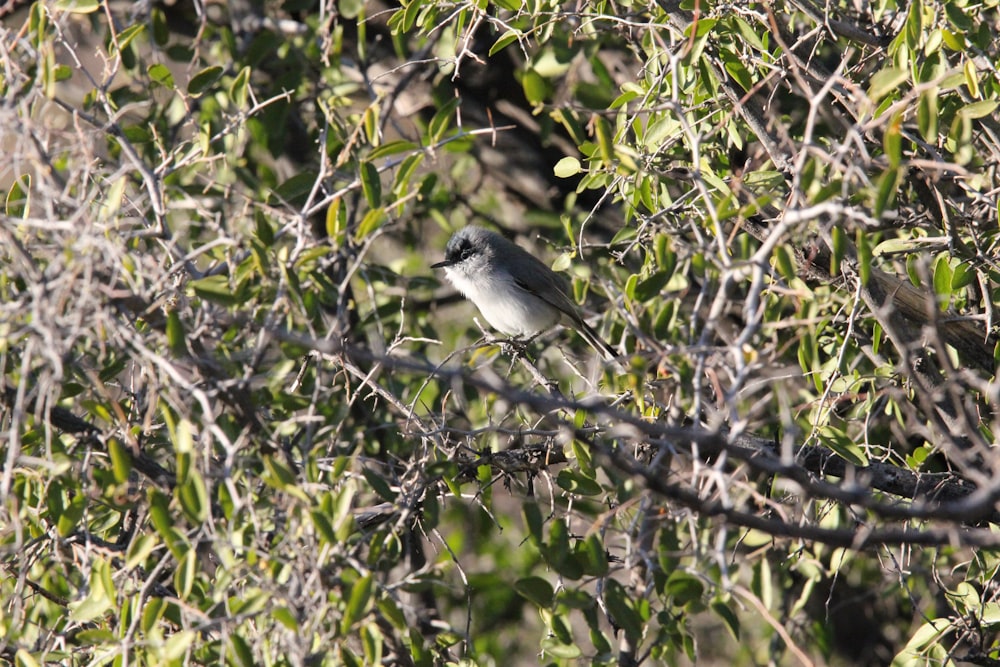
459;242;475;261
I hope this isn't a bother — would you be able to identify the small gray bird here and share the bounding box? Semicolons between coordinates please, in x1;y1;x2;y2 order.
431;226;616;359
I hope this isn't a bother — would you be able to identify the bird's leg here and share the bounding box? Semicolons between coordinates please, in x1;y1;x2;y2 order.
471;318;535;358
500;337;531;359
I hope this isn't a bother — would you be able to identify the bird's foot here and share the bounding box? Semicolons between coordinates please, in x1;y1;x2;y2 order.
499;337;531;359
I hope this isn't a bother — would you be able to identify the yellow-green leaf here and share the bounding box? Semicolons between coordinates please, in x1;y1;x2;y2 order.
108;437;132;483
553;156;581;178
522;68;548;105
963;59;979;98
54;0;100;13
230;66;251;108
868;67;907;102
148;63;174;88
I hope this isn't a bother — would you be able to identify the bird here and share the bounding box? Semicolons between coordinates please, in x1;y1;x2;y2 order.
431;226;617;360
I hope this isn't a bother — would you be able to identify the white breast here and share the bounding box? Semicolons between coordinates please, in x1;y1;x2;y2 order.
444;266;561;336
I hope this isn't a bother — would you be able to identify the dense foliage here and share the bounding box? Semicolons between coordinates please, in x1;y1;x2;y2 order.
2;0;1000;664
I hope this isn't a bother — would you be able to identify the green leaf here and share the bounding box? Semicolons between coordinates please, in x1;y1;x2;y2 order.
917;90;939;142
262;455;309;501
166;310;186;355
523;502;543;545
360;161;382;208
522;68;548;105
228;635;254;667
961;99;998;120
230;66;251;108
634;270;672;301
178;468;209;523
126;534;157;570
963;59;980;98
874;168;900;220
6;174;30;217
884;112;903;168
29;2;47;48
555;469;602;496
190;275;239;306
546;519;571;569
68;557;114;624
354;207;385;241
820;426;869;466
515;576;554;607
624;273;639;302
830;224;845;275
594;115;615;167
774;245;797;281
311;509;337;545
905;0;923;50
362;466;394;501
377;597;407;630
188;66;223;96
272;171;319;205
427;96;460;144
894;618;952;661
856;229;872;286
610;88;640;110
392;153;424;195
579;534;608;577
56;493;86;537
341;574;375;633
951;262;975;290
490;30;520;56
712;600;740;640
107;437;132;483
363;106;379;146
944;4;972;31
98;175;127;220
541;636;582;659
69;586;111;622
665;571;705;606
54;0;100;13
173;547;197;599
149;488;186;558
141;597;166;633
868;67;907;102
151;6;169;46
147;63;174;88
905;254;921;286
941;29;964;51
604;580;643;643
114;24;146;54
393;0;421;33
339;0;363;19
368;140;417;160
723;57;753;92
326;198;345;241
731;16;765;52
163;630;196;660
273;606;299;632
933;253;952;309
553;156;581;178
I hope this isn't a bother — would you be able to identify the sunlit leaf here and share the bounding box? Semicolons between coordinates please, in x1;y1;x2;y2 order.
188;66;223;96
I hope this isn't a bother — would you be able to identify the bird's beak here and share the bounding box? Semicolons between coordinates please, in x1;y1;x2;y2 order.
430;259;451;269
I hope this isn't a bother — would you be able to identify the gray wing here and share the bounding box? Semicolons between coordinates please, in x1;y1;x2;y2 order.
512;256;618;360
